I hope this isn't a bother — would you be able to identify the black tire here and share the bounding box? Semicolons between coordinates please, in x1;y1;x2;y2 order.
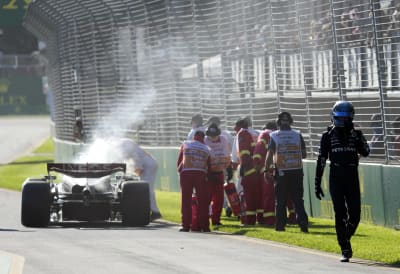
121;182;150;226
21;180;51;227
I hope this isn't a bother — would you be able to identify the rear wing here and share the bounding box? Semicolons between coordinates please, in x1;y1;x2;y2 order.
47;163;126;178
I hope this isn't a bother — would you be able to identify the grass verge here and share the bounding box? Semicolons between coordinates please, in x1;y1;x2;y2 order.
1;138;399;266
0;138;54;191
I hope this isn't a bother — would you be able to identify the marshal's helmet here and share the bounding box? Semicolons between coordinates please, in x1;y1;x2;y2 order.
205;123;221;137
331;101;354;127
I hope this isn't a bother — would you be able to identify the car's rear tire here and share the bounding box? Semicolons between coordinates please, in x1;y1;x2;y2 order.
121;181;150;226
21;180;51;227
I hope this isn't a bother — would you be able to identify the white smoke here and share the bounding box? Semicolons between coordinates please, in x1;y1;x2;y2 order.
73;26;157;164
74;85;156;164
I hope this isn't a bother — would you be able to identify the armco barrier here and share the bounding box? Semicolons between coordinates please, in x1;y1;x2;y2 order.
382;166;400;227
145;147;180;193
54;140;400;228
304;160;400;228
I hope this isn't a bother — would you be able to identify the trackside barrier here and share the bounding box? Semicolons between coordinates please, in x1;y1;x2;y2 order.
303;160;400;228
54;140;400;228
53;138;85;163
144;147;180;193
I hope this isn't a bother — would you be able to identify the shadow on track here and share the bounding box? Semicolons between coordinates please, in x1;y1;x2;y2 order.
44;219;177;231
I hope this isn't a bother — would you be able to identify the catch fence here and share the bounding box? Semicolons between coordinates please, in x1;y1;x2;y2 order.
24;0;400;163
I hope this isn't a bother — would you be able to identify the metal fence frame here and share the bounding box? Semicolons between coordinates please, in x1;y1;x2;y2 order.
24;0;400;164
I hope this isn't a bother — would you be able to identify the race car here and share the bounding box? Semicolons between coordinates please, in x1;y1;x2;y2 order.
21;163;150;227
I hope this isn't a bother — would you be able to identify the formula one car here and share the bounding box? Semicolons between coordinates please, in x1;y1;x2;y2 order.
21;163;150;227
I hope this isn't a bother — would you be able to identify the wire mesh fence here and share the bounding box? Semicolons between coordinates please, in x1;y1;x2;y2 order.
24;0;400;163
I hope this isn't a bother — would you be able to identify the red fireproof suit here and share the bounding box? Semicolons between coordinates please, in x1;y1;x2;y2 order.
177;139;211;231
253;129;276;225
205;135;231;225
253;130;296;225
237;128;262;225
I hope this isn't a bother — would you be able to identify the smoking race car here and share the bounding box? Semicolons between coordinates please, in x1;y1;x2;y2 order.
21;163;150;227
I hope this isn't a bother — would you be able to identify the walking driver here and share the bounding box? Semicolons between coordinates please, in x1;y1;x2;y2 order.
314;101;370;262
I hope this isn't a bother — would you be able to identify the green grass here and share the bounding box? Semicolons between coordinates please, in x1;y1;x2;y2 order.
0;138;54;191
1;138;399;266
156;190;400;266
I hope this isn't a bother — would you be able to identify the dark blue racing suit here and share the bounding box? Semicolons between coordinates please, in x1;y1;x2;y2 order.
315;126;370;251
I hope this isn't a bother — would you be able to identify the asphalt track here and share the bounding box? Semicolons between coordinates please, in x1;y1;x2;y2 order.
0;117;399;274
